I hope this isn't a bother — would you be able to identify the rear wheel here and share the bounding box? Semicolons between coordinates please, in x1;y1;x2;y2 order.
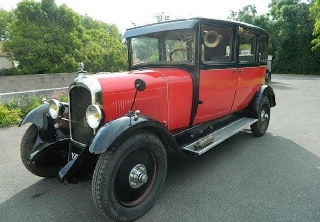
251;95;270;137
92;131;167;222
21;124;62;177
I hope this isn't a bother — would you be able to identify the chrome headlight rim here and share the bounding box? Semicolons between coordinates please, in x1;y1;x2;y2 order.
86;105;103;129
48;99;62;120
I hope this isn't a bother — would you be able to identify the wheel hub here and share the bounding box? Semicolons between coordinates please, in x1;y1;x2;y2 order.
129;164;148;188
261;110;269;119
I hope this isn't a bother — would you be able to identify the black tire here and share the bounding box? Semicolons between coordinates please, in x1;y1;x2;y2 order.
92;130;167;222
250;95;271;137
20;124;61;177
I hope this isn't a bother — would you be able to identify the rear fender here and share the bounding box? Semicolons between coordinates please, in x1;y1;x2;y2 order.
89;115;179;155
249;85;276;116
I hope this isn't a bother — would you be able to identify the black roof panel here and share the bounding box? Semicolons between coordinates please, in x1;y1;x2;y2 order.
122;17;268;39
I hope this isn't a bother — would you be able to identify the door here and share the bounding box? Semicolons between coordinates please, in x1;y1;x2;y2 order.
194;25;237;125
231;30;261;112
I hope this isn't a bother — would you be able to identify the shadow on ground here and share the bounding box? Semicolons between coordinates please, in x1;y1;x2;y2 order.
1;131;320;222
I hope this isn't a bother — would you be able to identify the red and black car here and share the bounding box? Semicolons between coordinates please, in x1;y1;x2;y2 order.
19;18;275;221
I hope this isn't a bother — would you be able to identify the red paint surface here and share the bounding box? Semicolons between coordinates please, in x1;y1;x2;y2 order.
93;65;265;131
154;68;193;130
194;68;237;124
231;66;266;112
195;66;266;124
95;68;193;130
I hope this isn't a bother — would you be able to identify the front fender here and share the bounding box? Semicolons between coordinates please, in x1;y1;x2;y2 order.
19;103;49;129
19;103;69;152
89;115;178;154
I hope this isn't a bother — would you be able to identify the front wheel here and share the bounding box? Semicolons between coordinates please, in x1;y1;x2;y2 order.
92;131;167;222
251;95;271;137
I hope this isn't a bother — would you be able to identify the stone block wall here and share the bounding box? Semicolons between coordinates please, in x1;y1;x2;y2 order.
0;73;78;104
0;73;78;93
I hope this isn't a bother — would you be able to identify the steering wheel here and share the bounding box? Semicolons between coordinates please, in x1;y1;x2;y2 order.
169;48;193;62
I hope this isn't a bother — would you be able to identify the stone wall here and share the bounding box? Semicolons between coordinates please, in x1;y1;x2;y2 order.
0;73;78;104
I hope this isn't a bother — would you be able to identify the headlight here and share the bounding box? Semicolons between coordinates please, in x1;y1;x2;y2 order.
86;105;102;129
49;99;62;119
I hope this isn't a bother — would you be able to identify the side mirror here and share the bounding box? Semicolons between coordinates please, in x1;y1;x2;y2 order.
134;79;146;92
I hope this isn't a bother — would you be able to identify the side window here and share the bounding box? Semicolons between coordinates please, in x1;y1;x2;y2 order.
202;25;234;63
259;35;268;63
239;31;257;62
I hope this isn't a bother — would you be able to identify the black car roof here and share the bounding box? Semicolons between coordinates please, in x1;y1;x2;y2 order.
122;17;268;38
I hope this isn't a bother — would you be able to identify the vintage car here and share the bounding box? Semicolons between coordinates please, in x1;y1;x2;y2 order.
19;17;275;221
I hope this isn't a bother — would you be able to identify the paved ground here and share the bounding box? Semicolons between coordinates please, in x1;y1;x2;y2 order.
1;74;320;222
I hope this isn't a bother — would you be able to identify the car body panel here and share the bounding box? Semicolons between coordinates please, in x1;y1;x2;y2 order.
94;68;193;131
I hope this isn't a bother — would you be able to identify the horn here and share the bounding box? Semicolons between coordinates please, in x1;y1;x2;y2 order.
204;31;222;48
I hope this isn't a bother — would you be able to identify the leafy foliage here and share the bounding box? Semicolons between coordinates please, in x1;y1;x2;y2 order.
0;104;22;127
229;5;270;31
269;0;320;74
0;8;14;41
310;0;320;50
0;92;69;127
1;0;127;75
229;1;320;74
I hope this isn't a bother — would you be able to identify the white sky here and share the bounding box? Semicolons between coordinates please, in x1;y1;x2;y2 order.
0;0;271;33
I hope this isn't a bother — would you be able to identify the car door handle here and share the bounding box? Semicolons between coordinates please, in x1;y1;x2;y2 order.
238;69;244;72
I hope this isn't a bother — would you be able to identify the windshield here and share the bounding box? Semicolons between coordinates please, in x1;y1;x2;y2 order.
130;29;195;66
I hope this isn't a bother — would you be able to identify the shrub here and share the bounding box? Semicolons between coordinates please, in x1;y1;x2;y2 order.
0;91;68;128
52;91;68;102
21;96;43;115
0;104;22;127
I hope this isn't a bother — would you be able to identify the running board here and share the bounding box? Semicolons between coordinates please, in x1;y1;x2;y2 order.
182;117;258;155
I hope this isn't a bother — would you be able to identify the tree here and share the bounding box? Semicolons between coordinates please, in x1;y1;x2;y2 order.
2;0;127;75
81;15;122;40
0;8;14;41
80;29;127;73
228;5;271;31
3;0;84;74
230;1;320;74
310;0;320;50
269;0;320;74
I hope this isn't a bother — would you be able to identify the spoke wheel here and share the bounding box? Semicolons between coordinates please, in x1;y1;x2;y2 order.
251;95;271;137
92;130;167;222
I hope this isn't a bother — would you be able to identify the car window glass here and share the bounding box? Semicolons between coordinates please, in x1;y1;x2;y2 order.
131;29;194;65
259;35;268;63
132;37;159;65
239;31;257;62
201;25;234;63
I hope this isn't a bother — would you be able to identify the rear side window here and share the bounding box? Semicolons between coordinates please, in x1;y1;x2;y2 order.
239;31;257;62
259;35;268;63
201;25;234;63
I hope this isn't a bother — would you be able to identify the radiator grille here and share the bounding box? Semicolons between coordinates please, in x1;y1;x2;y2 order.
69;86;93;145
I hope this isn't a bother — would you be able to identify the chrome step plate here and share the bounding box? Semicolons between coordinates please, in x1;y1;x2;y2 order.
182;117;258;155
